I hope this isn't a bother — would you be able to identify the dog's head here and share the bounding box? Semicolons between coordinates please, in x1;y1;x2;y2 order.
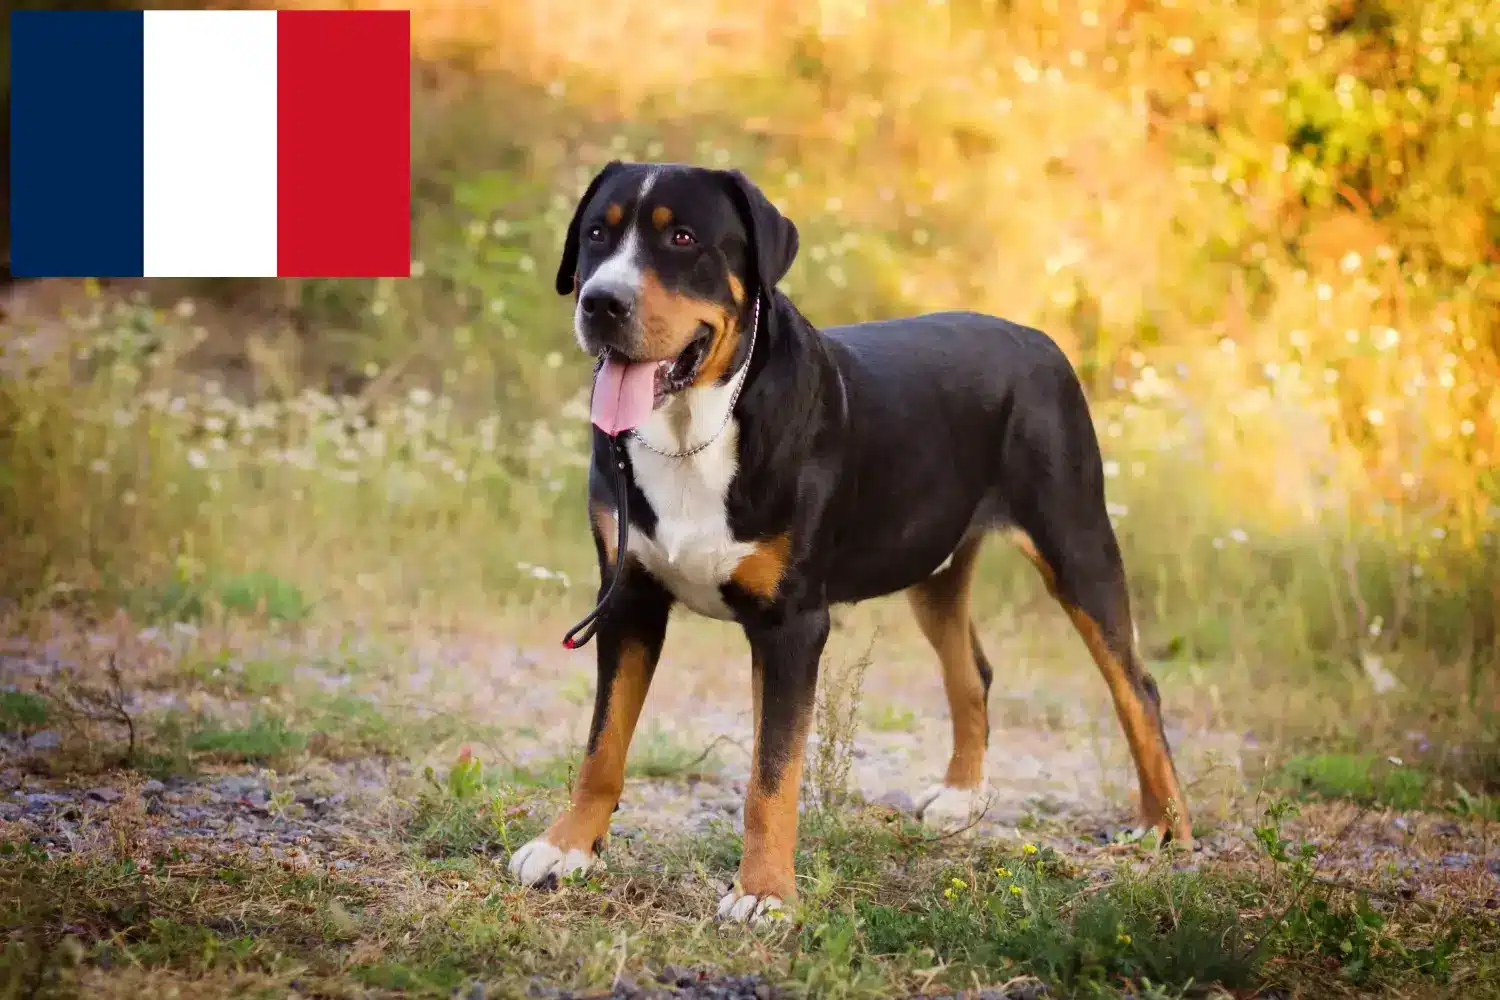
556;162;798;415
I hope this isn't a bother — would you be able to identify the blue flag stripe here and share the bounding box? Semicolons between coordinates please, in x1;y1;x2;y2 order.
11;11;146;278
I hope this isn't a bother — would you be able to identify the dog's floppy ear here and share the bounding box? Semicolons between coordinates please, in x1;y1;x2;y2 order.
718;169;799;304
555;160;625;296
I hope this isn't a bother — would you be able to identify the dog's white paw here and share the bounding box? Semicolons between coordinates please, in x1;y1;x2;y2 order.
913;783;986;830
717;886;785;924
508;836;595;888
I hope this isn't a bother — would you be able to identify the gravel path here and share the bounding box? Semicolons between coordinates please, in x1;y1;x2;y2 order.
2;613;1251;862
4;613;1497;994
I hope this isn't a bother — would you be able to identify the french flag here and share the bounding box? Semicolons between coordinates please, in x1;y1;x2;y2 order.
10;9;411;279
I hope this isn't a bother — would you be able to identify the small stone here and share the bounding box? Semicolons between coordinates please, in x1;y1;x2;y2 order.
875;789;915;813
86;787;122;803
214;775;262;799
24;792;68;813
333;859;356;870
146;797;167;816
27;730;61;751
142;779;166;794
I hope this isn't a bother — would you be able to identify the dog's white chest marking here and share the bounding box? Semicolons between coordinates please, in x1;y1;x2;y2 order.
625;382;753;620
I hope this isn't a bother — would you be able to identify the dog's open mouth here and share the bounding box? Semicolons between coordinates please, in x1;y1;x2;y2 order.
590;326;714;437
652;327;713;403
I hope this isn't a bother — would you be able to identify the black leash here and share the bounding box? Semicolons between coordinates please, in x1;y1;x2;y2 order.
561;291;760;650
561;434;631;649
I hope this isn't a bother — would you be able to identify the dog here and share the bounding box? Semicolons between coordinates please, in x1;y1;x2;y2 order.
508;161;1192;921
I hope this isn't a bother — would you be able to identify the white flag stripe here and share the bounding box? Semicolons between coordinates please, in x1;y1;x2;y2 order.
142;10;278;277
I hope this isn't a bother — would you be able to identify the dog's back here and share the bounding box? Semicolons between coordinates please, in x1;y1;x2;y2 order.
812;311;1098;603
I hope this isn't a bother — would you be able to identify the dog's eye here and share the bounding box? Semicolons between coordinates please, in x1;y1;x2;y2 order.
586;225;606;243
670;228;697;248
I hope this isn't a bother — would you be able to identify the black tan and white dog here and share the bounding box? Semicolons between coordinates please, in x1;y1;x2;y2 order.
508;161;1193;921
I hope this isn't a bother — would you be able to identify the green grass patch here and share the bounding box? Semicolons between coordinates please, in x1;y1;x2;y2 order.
0;690;50;733
405;751;544;858
864;702;919;733
182;712;308;766
1447;784;1500;823
164;652;480;766
128;572;310;625
180;655;296;699
830;863;1258;994
1275;753;1432;811
625;725;723;780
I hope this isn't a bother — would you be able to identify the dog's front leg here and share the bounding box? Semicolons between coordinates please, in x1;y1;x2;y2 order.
718;607;829;922
510;572;671;889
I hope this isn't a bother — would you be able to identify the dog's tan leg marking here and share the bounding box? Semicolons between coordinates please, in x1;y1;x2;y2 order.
510;638;656;886
907;538;990;826
1065;609;1191;845
548;638;652;850
909;538;988;789
1007;528;1056;595
720;650;808;920
1009;530;1192;847
731;533;792;602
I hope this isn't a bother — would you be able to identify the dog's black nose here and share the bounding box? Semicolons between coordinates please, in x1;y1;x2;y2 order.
580;287;633;322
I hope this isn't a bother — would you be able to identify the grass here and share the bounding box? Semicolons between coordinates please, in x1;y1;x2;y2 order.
1276;753;1433;812
2;615;1497;998
0;691;50;734
864;702;919;734
128;571;312;626
180;712;309;766
2;793;1494;1000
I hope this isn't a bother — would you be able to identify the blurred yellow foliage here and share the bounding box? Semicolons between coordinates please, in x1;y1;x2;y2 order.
4;0;1496;667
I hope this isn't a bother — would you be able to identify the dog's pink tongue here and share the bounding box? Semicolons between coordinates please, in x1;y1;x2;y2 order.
591;356;657;436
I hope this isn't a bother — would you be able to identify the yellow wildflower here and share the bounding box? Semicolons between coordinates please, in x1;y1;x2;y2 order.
950;877;968;889
1021;843;1039;855
995;866;1012;878
1117;932;1132;945
1009;885;1023;895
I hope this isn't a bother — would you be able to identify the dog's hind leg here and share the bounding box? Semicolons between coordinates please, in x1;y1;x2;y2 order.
1002;378;1193;847
907;537;993;830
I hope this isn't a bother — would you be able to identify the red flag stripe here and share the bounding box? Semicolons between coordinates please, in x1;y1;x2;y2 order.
276;9;410;278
